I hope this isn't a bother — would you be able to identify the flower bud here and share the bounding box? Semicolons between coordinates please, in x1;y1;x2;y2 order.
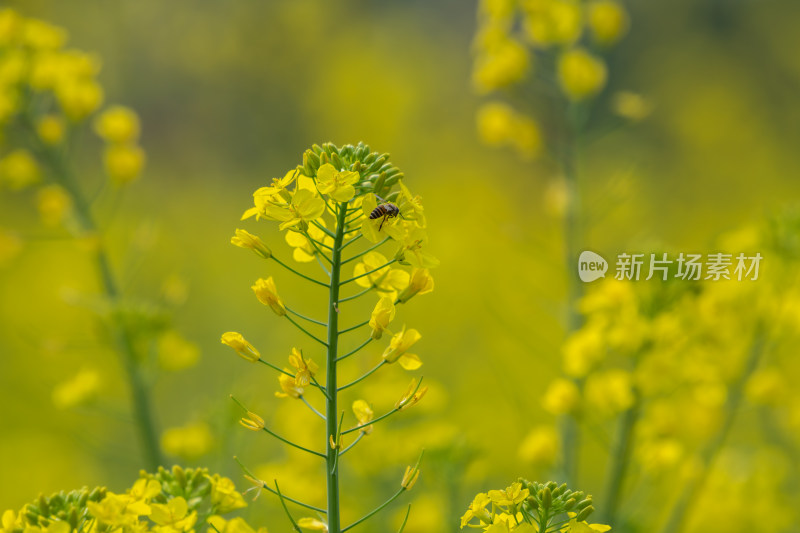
398;268;434;303
542;487;552;509
221;332;261;362
231;229;272;259
575;505;595;522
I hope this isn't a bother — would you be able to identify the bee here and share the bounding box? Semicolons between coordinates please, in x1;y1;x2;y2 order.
369;196;401;231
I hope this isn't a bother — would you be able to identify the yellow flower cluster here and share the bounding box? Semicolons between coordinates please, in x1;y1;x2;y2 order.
0;8;145;204
460;479;607;532
0;467;255;533
472;0;633;157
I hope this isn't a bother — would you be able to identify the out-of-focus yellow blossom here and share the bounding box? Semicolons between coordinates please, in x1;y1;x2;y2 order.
636;438;683;474
397;181;426;228
103;143;145;184
518;425;559;464
240;411;265;431
460;493;491;528
542;378;580;415
231;228;272;259
562;325;605;378
612;91;652;121
276;371;304;399
0;149;40;189
56;79;103;121
745;367;787;406
251;276;286;316
93;105;140;143
208;516;268;533
36;114;65;145
557;48;607;101
567;520;612;533
160;421;214;460
489;482;529;506
241;170;299;220
36;184;72;227
472;38;530;94
128;478;161;502
288;347;318;386
221;331;261;362
315;163;359;202
369;296;396;339
352;399;374;434
382;326;423;370
285;221;332;262
52;368;100;409
297;518;328;532
494;101;541;154
393;225;440;269
585;369;635;416
208;474;248;513
397;268;434;303
353;251;410;297
400;464;421;490
1;509;21;532
0;228;22;265
149;497;197;532
480;0;516;19
22;18;67;50
522;0;583;47
395;378;428;411
157;330;200;371
587;0;629;46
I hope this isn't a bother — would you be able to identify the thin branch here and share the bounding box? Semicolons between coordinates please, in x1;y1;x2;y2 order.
302;229;333;264
340;233;363;250
338;286;374;303
301;395;326;421
275;481;302;532
285;315;329;347
285;305;327;327
339;259;397;285
341;486;406;532
338;319;370;335
257;359;328;396
397;505;412;533
272;255;330;288
338;360;386;391
338;432;364;457
310;220;336;241
342;236;391;264
234;456;326;514
336;337;373;362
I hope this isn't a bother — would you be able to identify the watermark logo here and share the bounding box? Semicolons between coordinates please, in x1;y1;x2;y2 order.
578;250;608;282
578;251;763;282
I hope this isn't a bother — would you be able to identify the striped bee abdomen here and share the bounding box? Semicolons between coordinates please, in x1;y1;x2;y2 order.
369;203;400;219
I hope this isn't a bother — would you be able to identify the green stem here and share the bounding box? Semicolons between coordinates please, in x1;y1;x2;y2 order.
36;141;162;470
325;202;349;533
598;397;640;524
338;432;364;457
342;487;407;532
338;360;386;391
659;332;765;533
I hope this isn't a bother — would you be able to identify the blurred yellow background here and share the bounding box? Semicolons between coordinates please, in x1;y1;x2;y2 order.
2;1;800;532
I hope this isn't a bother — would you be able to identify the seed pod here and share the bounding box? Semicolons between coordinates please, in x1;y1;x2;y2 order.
564;498;577;510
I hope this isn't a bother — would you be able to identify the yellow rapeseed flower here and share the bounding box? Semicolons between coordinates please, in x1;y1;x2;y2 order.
297;518;328;532
36;114;65;145
395;378;428;411
149;497;197;532
518;425;559;464
240;411;265;431
588;0;629;46
541;377;580;415
353;251;410;298
103;144;145;185
52;368;100;409
460;493;491;528
56;78;104;121
160;422;215;460
352;399;374;434
157;330;200;371
400;465;420;490
382;326;423;370
0;149;40;189
369;296;396;339
276;371;304;399
315;163;359;202
208;474;248;513
488;482;529;506
231;228;272;259
398;268;434;303
288;347;318;386
251;277;286;316
558;48;607;101
263;188;326;231
285;221;332;262
523;0;583;47
36;184;72;227
94;105;140;143
221;331;261;362
472;38;530;94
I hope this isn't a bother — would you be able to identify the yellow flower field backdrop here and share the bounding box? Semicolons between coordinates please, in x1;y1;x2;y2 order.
1;1;800;532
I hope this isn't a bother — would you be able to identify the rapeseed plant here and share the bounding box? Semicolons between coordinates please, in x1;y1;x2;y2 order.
0;8;198;469
222;142;436;532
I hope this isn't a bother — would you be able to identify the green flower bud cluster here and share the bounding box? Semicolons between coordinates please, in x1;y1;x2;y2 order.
142;465;212;506
520;479;595;525
14;486;108;532
302;142;404;199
